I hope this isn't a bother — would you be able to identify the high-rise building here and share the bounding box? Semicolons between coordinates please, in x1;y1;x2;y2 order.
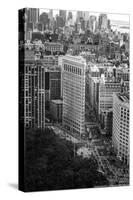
76;11;84;21
48;9;53;20
84;11;89;21
39;12;49;30
56;15;65;28
100;109;113;135
24;50;45;128
59;10;67;23
26;8;39;26
67;11;73;21
98;14;108;30
49;71;61;100
44;70;61;99
98;76;121;114
86;75;99;112
77;11;89;22
112;92;129;165
86;65;100;115
62;55;86;136
75;21;81;33
89;15;97;32
50;99;63;122
48;9;54;30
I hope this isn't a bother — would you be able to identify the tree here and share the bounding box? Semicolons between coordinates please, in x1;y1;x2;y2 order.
24;128;109;191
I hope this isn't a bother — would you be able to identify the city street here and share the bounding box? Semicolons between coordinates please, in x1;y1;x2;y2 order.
46;98;129;186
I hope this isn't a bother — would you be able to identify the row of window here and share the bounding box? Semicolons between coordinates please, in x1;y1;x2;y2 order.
64;64;82;75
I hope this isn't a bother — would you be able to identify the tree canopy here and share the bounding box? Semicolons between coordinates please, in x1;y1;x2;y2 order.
24;128;109;191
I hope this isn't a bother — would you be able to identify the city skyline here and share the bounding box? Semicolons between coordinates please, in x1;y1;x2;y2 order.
19;7;130;192
39;8;129;23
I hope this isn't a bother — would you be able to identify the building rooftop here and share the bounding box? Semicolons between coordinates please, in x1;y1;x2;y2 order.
44;42;62;46
64;55;86;64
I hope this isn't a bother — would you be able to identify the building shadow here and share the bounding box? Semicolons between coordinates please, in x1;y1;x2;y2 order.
8;183;18;190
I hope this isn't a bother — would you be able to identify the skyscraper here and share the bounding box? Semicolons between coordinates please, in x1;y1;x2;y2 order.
76;11;84;21
98;14;108;30
84;11;89;21
49;71;61;100
89;15;97;32
67;11;73;21
48;9;53;21
26;8;39;26
56;15;65;28
24;50;45;128
62;55;86;136
98;75;121;114
112;92;129;165
48;9;54;30
39;12;49;30
59;10;67;23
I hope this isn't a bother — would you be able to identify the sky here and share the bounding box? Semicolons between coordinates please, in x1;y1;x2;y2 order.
39;8;129;24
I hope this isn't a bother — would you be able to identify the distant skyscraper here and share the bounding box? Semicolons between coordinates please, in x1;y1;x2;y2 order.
59;10;67;23
75;21;81;33
107;19;111;29
76;11;84;21
77;11;89;22
84;11;89;21
98;14;108;30
89;15;97;32
56;15;65;28
62;55;86;136
39;12;49;30
48;9;54;30
67;11;73;21
112;92;129;165
48;9;53;20
27;8;39;26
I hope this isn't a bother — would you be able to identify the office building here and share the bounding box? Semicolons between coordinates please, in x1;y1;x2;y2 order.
100;108;113;135
86;75;99;112
112;92;129;165
80;52;96;63
62;55;86;136
56;15;65;28
50;99;63;122
84;11;89;21
39;12;49;30
76;11;88;21
89;15;97;32
26;8;39;27
98;14;108;30
59;10;67;22
24;50;45;128
41;55;58;68
98;75;121;114
45;70;61;100
48;9;53;21
67;11;73;21
44;42;63;54
49;71;61;100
